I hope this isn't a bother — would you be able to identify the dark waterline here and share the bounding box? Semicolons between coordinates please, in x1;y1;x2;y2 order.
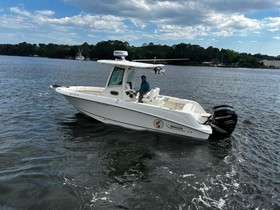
0;56;279;209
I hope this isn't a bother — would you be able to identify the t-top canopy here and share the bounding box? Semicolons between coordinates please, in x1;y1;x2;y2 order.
98;50;165;74
97;59;164;69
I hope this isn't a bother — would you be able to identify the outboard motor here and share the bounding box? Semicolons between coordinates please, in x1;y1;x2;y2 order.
207;105;237;139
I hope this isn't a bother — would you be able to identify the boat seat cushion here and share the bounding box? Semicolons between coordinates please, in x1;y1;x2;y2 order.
142;88;164;105
143;88;160;100
147;87;160;99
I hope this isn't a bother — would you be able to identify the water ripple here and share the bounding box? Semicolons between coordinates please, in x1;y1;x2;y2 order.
0;57;279;209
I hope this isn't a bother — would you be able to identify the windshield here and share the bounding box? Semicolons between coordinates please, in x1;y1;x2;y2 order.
108;67;125;86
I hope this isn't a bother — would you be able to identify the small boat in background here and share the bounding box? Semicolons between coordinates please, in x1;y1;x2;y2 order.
75;48;85;61
51;51;237;141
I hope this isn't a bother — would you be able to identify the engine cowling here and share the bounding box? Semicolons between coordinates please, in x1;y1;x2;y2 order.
207;105;238;139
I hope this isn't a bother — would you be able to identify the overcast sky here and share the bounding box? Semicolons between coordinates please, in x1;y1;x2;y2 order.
0;0;280;56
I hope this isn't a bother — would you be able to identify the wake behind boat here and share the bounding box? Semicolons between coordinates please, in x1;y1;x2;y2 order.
51;51;237;140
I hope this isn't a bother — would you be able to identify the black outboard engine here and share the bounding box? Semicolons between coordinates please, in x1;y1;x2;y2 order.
207;105;237;139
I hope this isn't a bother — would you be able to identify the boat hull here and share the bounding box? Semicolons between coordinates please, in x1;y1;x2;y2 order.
61;93;212;140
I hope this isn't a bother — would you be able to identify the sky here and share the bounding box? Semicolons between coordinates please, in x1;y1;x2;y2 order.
0;0;280;56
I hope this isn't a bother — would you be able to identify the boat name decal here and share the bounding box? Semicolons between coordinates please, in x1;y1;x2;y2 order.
153;119;164;129
166;124;184;131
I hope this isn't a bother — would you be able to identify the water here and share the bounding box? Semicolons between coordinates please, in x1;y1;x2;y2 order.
0;56;279;210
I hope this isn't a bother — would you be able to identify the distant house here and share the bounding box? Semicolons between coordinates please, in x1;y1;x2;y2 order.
261;59;280;68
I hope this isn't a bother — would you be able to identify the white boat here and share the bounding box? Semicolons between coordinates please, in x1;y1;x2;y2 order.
75;48;85;61
51;51;237;140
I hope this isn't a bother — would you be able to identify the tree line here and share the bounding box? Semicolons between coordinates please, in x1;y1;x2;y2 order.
0;40;278;68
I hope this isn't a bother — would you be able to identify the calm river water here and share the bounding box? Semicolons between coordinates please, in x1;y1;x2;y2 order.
0;56;279;210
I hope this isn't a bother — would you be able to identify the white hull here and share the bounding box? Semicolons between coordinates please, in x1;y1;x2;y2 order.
56;86;212;140
75;54;85;60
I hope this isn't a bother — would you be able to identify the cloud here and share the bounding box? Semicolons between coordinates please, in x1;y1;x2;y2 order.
0;6;129;44
200;0;280;13
2;7;126;32
44;14;125;31
35;10;55;16
1;1;280;49
10;6;31;16
62;0;274;40
64;0;280;23
263;17;280;32
273;36;280;40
